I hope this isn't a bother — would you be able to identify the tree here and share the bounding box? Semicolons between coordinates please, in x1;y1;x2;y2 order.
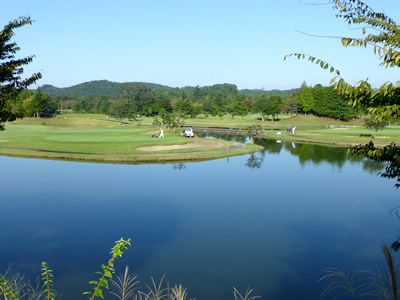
254;91;269;121
364;114;388;138
120;83;155;116
268;95;282;120
209;105;219;117
30;88;54;118
281;96;299;116
297;84;314;114
109;100;129;124
173;98;193;117
72;101;82;113
247;125;263;144
232;100;248;122
285;0;400;187
0;17;42;130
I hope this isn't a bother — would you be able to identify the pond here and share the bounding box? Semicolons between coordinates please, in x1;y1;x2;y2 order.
1;138;399;299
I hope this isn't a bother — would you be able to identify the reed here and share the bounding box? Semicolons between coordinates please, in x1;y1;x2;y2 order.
109;266;139;300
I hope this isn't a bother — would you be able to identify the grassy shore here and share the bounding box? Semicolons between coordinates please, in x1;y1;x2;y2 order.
1;113;399;163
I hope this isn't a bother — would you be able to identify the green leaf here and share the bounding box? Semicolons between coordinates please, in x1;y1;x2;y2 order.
95;288;104;299
104;270;112;278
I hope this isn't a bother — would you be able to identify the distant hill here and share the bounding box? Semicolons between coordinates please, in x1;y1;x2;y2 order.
39;80;299;99
239;88;300;98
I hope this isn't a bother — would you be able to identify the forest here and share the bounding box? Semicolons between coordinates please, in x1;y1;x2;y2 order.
14;80;361;122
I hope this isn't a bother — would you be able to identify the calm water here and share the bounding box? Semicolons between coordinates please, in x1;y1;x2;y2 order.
1;140;399;299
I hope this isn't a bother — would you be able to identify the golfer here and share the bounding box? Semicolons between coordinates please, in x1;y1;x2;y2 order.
159;128;164;138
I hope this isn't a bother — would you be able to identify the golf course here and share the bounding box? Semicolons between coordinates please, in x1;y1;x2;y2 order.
0;113;399;163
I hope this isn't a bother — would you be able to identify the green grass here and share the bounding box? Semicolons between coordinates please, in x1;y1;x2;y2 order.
2;113;400;162
0;114;262;162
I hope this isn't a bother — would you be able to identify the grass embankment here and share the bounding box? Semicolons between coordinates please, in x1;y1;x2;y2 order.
0;114;261;163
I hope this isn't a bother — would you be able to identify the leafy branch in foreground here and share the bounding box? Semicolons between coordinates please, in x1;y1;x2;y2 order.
84;238;131;300
0;277;19;300
0;16;42;131
286;0;400;187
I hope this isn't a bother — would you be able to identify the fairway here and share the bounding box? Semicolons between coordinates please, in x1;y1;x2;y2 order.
0;115;262;162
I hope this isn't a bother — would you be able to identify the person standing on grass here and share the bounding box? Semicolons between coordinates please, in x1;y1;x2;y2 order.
292;127;296;134
159;128;164;138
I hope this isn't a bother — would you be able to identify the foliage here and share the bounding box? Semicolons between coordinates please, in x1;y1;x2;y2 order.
0;277;19;300
30;89;55;118
364;114;388;138
281;96;299;116
173;98;193;117
254;91;269;121
121;83;155;116
0;16;42;130
232;100;248;122
41;262;55;300
349;142;400;188
84;238;131;299
247;125;263;138
109;100;130;124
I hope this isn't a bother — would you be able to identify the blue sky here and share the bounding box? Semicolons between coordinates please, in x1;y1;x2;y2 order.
2;0;399;90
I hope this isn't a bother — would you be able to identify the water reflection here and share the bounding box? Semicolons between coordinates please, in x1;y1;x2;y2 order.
245;153;263;169
172;163;186;170
198;132;249;143
200;133;386;175
254;138;385;174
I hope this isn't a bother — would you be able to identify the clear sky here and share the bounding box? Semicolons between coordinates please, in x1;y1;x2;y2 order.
2;0;399;90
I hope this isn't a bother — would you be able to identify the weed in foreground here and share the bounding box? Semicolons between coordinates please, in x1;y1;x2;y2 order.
0;237;260;300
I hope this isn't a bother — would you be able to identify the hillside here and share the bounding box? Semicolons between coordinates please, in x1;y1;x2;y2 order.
39;80;299;99
240;88;299;98
40;80;167;98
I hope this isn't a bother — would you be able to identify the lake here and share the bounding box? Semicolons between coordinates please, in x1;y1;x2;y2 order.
1;139;399;299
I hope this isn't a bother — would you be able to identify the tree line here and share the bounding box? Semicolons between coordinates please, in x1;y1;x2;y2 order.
19;81;361;123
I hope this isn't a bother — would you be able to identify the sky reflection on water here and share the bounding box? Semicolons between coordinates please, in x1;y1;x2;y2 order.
1;141;399;299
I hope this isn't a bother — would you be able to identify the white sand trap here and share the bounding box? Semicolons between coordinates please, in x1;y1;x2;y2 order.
137;139;224;151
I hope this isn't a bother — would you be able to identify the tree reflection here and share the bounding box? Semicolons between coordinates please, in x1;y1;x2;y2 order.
255;138;283;155
245;153;263;169
172;163;186;170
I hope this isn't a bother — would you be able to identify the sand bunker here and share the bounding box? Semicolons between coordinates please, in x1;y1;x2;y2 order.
137;138;224;151
0;140;7;142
